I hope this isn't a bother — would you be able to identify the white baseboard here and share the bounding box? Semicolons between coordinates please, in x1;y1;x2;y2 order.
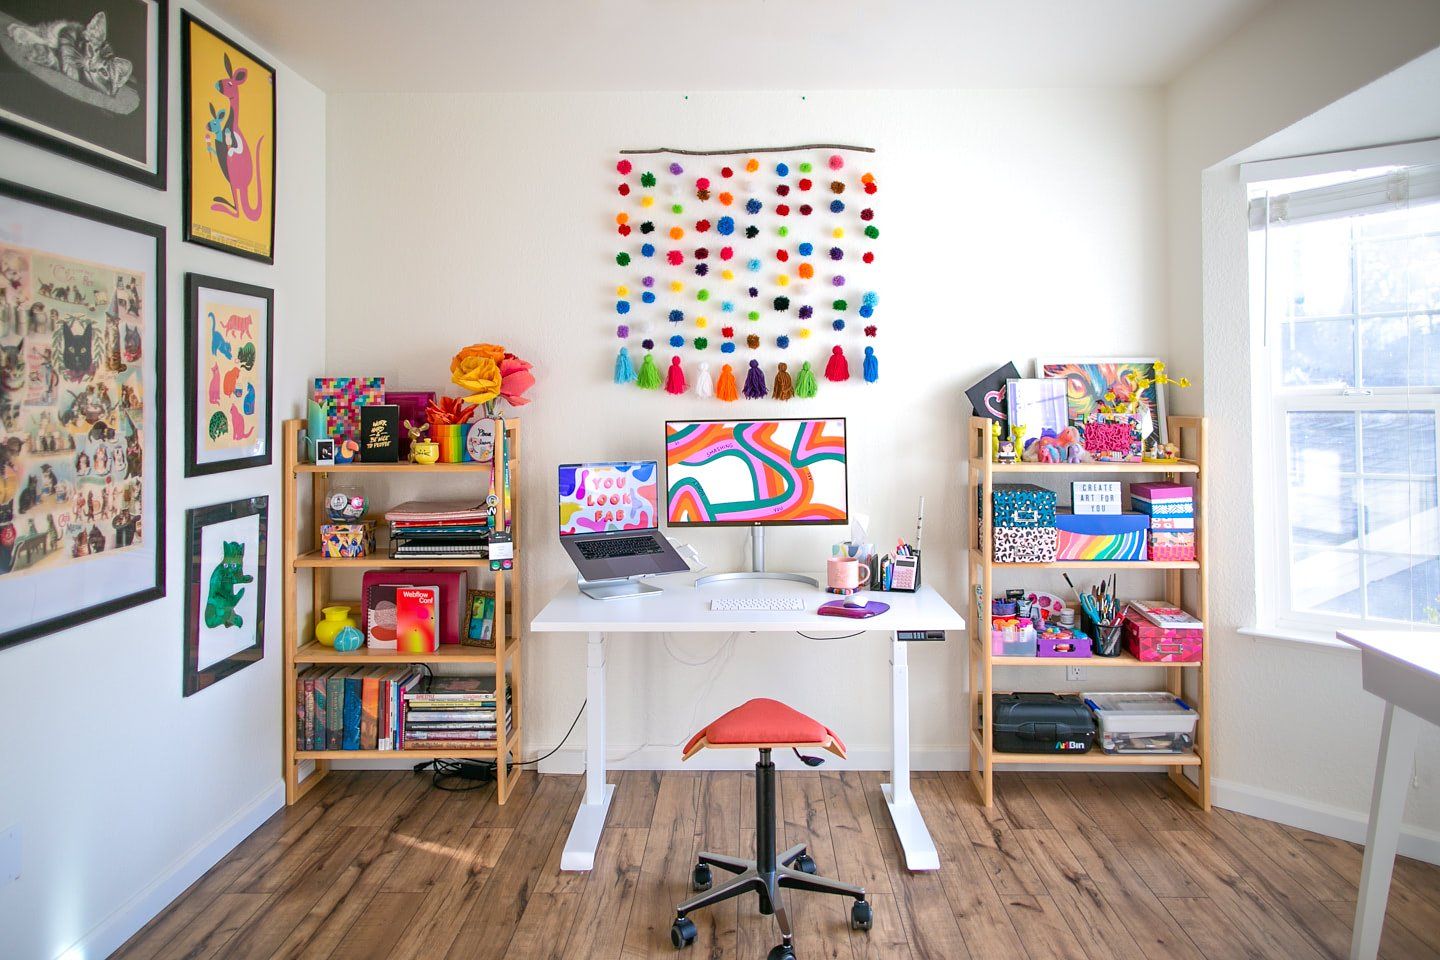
57;780;284;960
1212;778;1440;867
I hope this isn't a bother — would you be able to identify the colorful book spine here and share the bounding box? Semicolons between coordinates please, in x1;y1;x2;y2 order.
342;677;363;750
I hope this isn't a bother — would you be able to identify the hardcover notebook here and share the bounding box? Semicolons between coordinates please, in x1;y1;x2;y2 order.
396;587;439;653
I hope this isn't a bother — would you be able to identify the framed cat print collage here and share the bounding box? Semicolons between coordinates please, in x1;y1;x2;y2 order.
0;1;279;697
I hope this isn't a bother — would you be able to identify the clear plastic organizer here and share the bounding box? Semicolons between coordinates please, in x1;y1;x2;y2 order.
1083;691;1198;755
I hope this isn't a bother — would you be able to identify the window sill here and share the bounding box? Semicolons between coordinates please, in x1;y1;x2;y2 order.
1237;624;1356;651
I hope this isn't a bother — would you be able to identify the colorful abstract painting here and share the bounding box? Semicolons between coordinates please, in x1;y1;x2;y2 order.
312;376;384;443
1036;358;1166;447
185;273;272;476
610;147;880;397
557;460;658;534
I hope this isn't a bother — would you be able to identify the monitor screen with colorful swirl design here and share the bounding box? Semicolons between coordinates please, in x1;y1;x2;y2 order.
664;419;848;527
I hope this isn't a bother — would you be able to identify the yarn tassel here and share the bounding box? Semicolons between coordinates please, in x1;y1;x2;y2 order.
614;347;636;384
772;362;794;400
794;360;818;398
825;345;850;382
695;362;714;398
715;363;739;401
636;352;662;390
863;346;878;383
742;359;767;399
665;356;687;394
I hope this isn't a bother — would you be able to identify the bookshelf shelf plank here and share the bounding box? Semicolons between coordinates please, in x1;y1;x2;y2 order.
989;460;1199;474
988;559;1200;571
296;748;500;760
988;650;1199;668
293;550;496;569
294;640;517;664
294;462;497;475
988;750;1201;767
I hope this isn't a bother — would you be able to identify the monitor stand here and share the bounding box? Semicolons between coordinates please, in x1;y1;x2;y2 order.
577;575;664;601
695;525;820;589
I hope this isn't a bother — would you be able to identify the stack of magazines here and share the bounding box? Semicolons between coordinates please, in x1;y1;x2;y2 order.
402;677;511;749
386;500;490;559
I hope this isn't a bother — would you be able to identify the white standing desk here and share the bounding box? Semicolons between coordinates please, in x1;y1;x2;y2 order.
530;573;966;872
1335;629;1440;960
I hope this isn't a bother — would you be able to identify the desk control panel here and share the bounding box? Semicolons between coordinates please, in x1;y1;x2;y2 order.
897;630;946;642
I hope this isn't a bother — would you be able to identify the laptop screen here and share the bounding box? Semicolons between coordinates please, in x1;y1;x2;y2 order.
557;461;660;537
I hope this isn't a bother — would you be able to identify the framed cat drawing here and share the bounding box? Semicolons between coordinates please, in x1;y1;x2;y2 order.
184;273;273;476
0;0;168;188
183;496;267;696
0;178;166;650
181;11;275;264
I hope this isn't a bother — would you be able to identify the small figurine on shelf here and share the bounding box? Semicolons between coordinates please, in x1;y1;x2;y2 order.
333;437;360;465
411;440;440;464
402;419;430;462
991;420;1019;463
1026;426;1085;464
1144;439;1182;464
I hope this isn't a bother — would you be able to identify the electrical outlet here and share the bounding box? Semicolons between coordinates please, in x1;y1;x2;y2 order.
0;824;19;887
1066;666;1085;682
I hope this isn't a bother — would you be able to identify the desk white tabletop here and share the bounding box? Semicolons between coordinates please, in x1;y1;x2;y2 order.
1337;628;1440;728
1336;629;1440;681
530;572;967;634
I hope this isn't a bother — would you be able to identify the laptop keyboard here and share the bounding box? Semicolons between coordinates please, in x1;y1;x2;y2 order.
576;536;662;560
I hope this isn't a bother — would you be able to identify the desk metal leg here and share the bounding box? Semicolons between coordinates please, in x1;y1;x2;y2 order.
882;633;940;871
561;631;615;871
1351;702;1421;960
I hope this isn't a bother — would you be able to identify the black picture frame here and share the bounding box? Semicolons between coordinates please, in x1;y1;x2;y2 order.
183;496;267;696
0;177;166;651
0;0;168;188
180;10;276;264
183;272;273;476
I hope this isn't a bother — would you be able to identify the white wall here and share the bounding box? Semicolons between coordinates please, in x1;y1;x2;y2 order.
325;88;1168;773
1165;0;1440;849
0;5;326;958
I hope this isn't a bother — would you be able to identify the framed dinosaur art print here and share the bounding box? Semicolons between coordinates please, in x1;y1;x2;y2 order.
183;273;272;476
183;495;267;697
180;11;275;263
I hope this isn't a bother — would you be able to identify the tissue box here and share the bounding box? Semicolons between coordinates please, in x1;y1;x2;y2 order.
320;523;374;558
1054;511;1149;561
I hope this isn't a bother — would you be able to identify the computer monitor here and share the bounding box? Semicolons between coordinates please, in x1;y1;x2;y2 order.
664;419;848;585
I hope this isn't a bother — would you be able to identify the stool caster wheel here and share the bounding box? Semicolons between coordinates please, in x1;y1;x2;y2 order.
852;900;873;931
692;863;712;891
670;917;697;949
794;854;817;875
767;945;796;960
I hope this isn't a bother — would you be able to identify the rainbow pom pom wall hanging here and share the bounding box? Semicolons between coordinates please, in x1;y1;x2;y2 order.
610;144;880;400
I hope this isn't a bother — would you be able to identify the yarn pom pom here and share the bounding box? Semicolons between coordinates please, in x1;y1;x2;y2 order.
864;225;879;239
747;258;761;272
776;184;790;197
637;351;661;390
721;300;734;311
617;159;633;174
829;200;845;214
798;242;814;256
746;198;763;214
669;162;684;175
641;222;656;236
745;158;759;173
696;177;710;190
671;203;684;215
715;363;739;401
747;334;760;348
776;275;790;287
777;226;789;237
776;204;790;216
828;154;844;170
798;304;814;319
669;309;684;324
641;171;656;187
832;319;846;331
825;345;850;382
718;192;734;205
772;361;794;401
642;338;655;350
665;355;687;394
617;284;629;296
798;263;814;279
669;280;684;293
722;326;735;338
747;310;759;321
862;252;875;263
861;173;875;184
799;161;813;173
829;247;843;261
721;166;734;178
721;342;736;354
832;298;848;310
697;289;710;301
694;337;708;349
832;275;846;287
863;182;877;195
695;263;709;276
616;300;631;315
776;162;790;176
640;195;654;208
669;334;684;347
776;335;790;349
641;243;655;257
748;286;759;297
745;225;759;239
695;247;709;259
697;188;711;200
717;216;735;235
720;246;734;260
832;227;845;238
614;346;637;384
864;325;878;337
798;204;813;216
618;183;630;196
695;219;711;233
797;326;812;338
860;208;874;221
794;360;818;398
773;296;790;311
667;250;684;265
863;346;878;383
830;181;845;194
859;304;873;318
616;252;631;266
696;316;708;328
776;249;790;262
642;291;656;303
616;212;629;225
743;359;767;399
616;324;630;338
862;291;878;308
618;224;630;236
642;275;655;287
798;178;812;191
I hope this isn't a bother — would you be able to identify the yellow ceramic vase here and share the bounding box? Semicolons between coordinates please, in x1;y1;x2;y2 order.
315;605;358;647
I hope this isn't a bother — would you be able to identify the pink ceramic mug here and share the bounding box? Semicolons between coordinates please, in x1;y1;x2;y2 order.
827;556;871;591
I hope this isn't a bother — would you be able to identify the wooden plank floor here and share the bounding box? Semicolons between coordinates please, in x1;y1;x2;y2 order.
114;770;1440;960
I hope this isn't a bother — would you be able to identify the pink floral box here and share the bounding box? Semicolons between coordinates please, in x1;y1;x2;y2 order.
1122;613;1202;662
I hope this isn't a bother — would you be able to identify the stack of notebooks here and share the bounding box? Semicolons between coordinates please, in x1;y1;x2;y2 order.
295;666;424;751
1130;482;1196;561
386;500;490;560
403;677;511;750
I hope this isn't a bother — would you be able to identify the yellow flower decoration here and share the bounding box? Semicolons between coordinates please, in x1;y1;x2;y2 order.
450;346;503;404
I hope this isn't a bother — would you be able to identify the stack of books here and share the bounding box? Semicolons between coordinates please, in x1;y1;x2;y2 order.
402;677;511;750
1130;482;1196;561
386;500;490;560
295;666;424;751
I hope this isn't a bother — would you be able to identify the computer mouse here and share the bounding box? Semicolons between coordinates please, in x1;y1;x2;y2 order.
843;596;868;608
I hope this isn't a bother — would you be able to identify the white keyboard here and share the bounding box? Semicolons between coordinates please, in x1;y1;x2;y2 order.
709;596;808;612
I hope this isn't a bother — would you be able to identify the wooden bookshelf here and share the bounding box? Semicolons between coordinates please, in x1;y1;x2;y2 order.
281;417;525;805
966;415;1211;810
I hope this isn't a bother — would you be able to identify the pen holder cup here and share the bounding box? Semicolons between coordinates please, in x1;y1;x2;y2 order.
1083;611;1125;657
888;551;921;592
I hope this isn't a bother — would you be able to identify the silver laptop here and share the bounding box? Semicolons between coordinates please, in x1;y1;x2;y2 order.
558;461;687;590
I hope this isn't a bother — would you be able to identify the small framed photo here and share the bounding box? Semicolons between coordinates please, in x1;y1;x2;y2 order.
183;273;273;476
183;496;267;696
313;437;335;466
463;588;496;647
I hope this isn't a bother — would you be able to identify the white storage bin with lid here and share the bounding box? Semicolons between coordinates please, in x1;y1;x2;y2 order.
1082;691;1198;754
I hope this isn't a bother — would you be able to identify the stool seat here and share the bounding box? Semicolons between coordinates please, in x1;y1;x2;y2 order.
683;698;846;760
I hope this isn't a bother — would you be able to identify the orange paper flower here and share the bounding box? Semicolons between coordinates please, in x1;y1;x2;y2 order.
450;344;503;404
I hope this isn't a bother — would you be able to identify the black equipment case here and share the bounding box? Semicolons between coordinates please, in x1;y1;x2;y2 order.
987;693;1095;753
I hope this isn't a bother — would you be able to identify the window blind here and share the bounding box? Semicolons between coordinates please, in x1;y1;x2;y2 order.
1249;163;1440;230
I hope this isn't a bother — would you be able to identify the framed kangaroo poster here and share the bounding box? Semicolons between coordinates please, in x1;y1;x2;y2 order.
183;496;267;696
181;11;275;264
0;178;166;650
183;273;272;477
0;0;168;188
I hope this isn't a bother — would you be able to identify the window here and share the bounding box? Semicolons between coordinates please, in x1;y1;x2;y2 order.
1250;158;1440;630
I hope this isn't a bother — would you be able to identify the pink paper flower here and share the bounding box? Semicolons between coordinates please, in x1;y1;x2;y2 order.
498;352;536;406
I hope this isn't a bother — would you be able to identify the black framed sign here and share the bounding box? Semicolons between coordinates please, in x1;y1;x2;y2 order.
0;177;165;649
183;273;273;476
183;496;267;696
0;0;168;188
